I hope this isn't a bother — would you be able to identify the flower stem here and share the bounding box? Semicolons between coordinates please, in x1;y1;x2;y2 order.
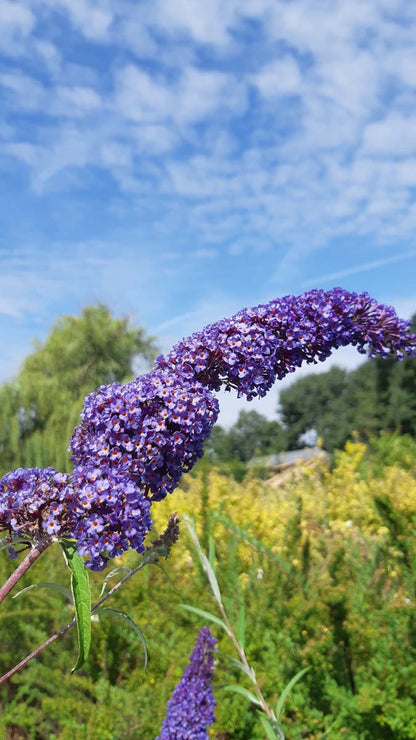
0;528;176;685
219;602;274;720
0;615;76;685
0;538;51;606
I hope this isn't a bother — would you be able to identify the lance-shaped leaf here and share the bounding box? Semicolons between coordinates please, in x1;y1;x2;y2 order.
97;607;148;668
237;600;246;651
275;666;310;720
259;714;285;740
219;652;256;682
183;515;223;606
180;604;231;636
12;582;73;603
221;684;262;708
59;539;91;672
208;535;216;571
99;567;131;597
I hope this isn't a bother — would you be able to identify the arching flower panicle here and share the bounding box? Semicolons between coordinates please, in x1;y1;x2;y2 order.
157;288;416;400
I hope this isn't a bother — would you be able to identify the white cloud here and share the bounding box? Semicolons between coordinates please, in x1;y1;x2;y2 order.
131;124;178;155
33;39;61;74
361;113;416;156
2;0;416;274
33;0;113;41
176;67;247;125
303;250;416;287
0;69;45;110
384;47;416;90
0;0;35;55
267;0;379;60
114;64;246;129
149;0;238;46
253;55;302;98
51;86;102;117
114;65;172;123
12;126;94;192
315;51;380;117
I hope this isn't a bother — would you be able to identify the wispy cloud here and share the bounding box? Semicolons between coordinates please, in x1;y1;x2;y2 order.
2;0;416;258
303;250;416;287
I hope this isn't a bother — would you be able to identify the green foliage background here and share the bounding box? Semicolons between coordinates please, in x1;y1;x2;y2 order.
1;437;416;739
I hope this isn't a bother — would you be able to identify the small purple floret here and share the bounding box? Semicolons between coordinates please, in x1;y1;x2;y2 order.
69;466;152;570
156;626;217;740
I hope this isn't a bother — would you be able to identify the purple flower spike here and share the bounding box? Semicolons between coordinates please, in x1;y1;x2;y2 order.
70;370;219;502
156;626;217;740
157;288;416;400
0;465;152;571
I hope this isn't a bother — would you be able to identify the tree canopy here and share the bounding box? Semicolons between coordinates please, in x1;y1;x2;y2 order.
0;305;156;474
205;410;286;467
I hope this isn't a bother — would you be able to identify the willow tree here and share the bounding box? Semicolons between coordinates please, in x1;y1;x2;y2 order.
0;305;156;474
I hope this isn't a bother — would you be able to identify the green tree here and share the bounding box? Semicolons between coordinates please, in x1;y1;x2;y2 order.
345;361;384;440
206;410;286;464
279;366;350;451
381;313;416;435
0;304;156;474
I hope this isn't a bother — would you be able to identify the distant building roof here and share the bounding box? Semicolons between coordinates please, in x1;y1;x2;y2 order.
265;446;330;468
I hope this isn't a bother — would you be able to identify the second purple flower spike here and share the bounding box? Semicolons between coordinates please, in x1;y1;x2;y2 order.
156;626;217;740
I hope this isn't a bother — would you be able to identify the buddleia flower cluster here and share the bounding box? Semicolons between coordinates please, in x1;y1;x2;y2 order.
156;626;217;740
0;468;71;554
157;288;416;399
1;288;415;569
0;466;151;570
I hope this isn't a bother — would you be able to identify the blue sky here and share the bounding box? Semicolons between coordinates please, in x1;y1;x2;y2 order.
1;0;416;426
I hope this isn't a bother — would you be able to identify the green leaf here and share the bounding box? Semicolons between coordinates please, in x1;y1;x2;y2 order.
97;607;148;668
221;684;262;708
12;582;73;603
219;652;256;682
320;720;337;738
59;539;91;672
99;567;131;597
183;515;223;606
180;604;231;636
237;601;246;651
275;666;310;720
259;714;285;740
153;562;180;593
208;535;216;570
